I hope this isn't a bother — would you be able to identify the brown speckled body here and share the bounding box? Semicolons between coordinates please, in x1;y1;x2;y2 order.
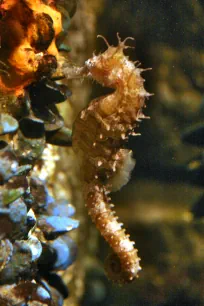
73;35;152;283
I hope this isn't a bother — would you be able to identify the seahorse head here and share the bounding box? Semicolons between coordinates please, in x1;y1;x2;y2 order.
85;33;135;88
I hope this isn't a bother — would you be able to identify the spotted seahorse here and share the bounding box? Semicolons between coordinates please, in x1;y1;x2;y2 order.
72;34;152;283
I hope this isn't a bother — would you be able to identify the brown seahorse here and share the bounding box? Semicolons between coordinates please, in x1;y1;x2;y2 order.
72;34;152;283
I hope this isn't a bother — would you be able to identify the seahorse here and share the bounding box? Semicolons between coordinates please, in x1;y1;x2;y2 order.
72;34;152;283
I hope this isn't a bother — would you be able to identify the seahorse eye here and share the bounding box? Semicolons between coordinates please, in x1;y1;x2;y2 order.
85;59;92;68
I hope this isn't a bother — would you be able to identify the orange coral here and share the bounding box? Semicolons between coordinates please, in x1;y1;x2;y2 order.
0;0;62;94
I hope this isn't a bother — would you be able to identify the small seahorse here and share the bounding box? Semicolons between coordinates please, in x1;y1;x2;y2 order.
72;34;152;283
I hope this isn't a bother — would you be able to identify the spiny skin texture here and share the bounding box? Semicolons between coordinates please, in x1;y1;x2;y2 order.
73;34;152;283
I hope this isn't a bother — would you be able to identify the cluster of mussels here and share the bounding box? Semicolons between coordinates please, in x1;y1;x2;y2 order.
0;0;79;305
